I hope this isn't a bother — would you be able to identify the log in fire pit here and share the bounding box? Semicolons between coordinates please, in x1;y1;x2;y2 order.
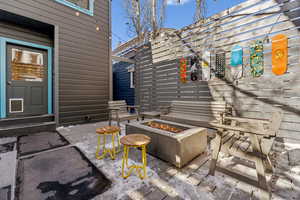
126;119;207;168
144;121;187;133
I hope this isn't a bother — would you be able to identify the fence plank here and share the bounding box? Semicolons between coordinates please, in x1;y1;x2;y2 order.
135;0;300;140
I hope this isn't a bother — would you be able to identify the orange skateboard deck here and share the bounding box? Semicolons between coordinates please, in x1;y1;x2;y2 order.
179;58;187;83
272;34;288;75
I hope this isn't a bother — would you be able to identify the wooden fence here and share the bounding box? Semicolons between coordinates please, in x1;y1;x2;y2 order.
135;0;300;140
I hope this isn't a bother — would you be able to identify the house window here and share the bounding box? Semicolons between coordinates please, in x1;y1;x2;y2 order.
55;0;94;16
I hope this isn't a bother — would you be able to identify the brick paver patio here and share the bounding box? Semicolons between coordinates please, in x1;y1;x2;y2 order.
57;121;300;200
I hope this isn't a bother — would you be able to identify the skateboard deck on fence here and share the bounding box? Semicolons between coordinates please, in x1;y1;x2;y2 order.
179;58;187;83
202;51;211;81
190;56;200;81
230;45;243;80
250;40;264;77
215;52;226;79
272;34;288;75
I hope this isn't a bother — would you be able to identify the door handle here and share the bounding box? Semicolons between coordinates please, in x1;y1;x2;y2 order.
7;81;12;85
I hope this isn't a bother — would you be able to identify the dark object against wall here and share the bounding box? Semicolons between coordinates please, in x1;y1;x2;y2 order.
113;61;135;105
215;52;225;79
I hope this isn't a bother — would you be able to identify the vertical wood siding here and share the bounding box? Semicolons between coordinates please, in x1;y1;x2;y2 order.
135;0;300;140
0;0;110;125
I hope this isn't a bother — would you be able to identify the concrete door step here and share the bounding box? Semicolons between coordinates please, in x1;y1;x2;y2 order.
0;122;56;137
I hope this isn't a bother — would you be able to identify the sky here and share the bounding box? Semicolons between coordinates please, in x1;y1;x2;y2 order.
112;0;247;49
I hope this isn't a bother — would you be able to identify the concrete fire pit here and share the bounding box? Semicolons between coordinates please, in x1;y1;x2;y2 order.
126;119;207;168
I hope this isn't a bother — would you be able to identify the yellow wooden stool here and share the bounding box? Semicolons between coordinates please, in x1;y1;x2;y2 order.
96;126;121;160
120;134;151;179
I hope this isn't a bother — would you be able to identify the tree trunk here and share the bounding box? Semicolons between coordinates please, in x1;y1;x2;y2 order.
152;0;157;37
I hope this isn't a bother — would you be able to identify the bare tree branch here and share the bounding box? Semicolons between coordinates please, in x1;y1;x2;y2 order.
176;0;208;21
123;0;167;40
123;0;211;41
194;0;207;21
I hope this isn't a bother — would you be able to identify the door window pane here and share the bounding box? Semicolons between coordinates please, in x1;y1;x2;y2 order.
11;48;44;82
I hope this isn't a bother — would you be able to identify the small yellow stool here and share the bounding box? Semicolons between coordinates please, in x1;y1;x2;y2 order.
120;134;151;179
96;126;121;160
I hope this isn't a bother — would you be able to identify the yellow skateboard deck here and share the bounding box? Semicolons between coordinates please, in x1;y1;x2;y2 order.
272;34;288;75
202;51;211;81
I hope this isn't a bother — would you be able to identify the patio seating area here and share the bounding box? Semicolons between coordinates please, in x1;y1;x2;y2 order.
0;0;300;199
56;120;300;200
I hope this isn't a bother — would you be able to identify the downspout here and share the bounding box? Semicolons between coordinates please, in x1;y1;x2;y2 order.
109;0;113;101
54;25;60;125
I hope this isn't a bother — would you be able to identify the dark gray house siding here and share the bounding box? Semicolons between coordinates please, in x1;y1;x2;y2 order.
0;21;53;47
113;61;135;105
0;0;110;125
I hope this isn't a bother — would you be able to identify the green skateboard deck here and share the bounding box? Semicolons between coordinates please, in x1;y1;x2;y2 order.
250;40;264;77
230;45;243;80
